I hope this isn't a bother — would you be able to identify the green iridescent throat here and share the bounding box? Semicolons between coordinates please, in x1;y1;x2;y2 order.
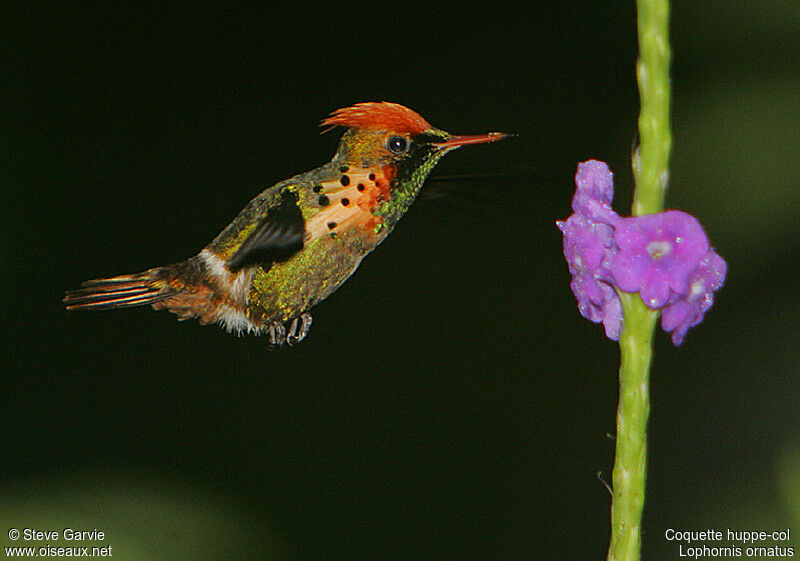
377;130;449;224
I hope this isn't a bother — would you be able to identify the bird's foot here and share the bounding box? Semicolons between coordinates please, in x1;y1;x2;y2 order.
287;313;313;346
266;322;287;349
266;313;313;349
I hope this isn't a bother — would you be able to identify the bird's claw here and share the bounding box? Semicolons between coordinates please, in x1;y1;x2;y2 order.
266;313;313;349
267;322;287;349
287;313;313;346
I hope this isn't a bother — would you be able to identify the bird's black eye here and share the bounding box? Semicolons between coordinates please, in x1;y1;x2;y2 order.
387;136;409;154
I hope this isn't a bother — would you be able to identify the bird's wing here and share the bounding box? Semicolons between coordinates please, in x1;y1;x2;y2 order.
227;190;305;271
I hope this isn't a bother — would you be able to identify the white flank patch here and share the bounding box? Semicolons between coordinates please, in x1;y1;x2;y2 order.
198;248;260;334
216;304;265;336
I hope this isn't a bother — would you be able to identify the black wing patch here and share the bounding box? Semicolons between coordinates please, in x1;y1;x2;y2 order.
227;190;305;272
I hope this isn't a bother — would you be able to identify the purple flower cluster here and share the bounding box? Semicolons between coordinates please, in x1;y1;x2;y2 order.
558;160;726;345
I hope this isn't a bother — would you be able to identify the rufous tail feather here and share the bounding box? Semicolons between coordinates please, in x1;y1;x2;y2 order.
65;259;238;328
63;271;173;311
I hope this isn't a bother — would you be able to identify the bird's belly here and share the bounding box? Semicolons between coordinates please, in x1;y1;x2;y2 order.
245;235;368;324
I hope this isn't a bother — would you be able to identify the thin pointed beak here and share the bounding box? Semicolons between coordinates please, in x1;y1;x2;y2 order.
433;132;511;150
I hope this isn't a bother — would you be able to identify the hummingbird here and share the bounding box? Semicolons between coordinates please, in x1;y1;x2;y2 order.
64;102;507;347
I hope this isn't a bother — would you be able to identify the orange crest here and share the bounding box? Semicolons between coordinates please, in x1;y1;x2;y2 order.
321;102;432;135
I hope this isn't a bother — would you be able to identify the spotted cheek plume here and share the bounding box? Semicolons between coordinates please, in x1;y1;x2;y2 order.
305;166;395;241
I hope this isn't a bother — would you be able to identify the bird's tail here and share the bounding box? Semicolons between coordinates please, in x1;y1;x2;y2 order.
64;258;232;326
64;269;175;311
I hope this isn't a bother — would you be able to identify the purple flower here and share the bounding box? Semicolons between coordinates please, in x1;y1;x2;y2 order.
611;211;710;309
570;275;623;340
558;213;622;340
559;160;726;346
661;251;727;345
558;213;613;278
572;160;622;226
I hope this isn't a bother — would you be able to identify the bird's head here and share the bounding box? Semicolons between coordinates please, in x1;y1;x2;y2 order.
322;102;507;200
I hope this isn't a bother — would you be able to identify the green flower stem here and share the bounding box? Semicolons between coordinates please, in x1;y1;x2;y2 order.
607;293;659;561
607;1;671;561
632;0;672;216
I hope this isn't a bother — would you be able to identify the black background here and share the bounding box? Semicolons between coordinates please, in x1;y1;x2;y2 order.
3;3;799;560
